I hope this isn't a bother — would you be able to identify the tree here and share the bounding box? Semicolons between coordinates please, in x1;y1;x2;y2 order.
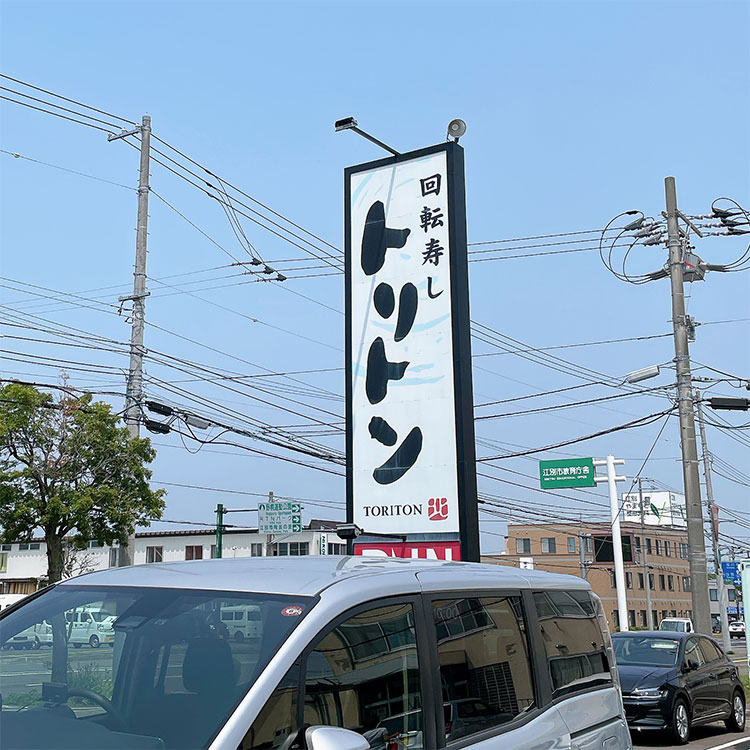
0;382;165;583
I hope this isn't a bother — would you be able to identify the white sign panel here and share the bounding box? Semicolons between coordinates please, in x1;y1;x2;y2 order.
348;148;461;535
258;501;302;534
621;490;687;528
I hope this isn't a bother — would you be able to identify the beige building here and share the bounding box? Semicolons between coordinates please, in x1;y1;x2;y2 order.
483;522;693;633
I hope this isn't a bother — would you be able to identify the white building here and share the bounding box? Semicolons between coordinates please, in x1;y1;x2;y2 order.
0;520;343;609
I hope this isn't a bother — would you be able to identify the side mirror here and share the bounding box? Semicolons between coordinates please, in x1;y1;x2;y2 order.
305;726;370;750
682;658;699;672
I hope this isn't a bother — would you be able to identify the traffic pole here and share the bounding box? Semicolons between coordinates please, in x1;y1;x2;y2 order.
638;478;654;630
695;391;731;650
215;503;224;559
595;456;628;631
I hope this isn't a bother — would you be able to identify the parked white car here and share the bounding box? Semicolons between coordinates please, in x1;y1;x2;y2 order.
2;621;53;650
65;608;116;648
729;620;746;639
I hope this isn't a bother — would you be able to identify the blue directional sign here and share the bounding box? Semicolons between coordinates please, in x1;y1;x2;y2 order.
722;561;742;587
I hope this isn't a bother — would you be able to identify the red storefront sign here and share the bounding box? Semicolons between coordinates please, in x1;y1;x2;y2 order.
353;541;461;561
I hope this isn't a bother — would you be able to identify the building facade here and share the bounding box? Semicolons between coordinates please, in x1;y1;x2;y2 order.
0;520;343;610
486;521;694;633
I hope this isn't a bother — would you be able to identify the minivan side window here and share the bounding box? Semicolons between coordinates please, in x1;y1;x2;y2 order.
432;595;535;741
244;602;423;748
303;602;422;740
533;590;611;699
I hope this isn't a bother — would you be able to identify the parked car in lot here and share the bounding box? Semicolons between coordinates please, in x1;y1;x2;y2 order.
613;631;746;744
2;620;53;650
0;557;632;750
728;620;746;639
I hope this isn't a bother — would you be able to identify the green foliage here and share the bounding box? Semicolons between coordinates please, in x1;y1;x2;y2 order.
68;660;115;701
0;383;165;581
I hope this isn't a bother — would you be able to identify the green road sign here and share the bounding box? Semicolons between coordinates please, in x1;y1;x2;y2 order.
539;458;596;489
258;501;303;534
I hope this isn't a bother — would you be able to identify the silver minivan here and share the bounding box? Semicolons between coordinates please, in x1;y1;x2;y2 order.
0;557;631;749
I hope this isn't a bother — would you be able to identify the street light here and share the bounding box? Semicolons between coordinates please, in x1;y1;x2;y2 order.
334;116;400;156
625;364;661;384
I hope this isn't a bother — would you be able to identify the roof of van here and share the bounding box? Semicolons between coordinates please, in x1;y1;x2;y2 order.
60;556;589;597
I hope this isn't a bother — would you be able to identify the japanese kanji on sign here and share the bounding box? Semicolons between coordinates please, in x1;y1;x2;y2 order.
539;458;596;489
345;142;479;559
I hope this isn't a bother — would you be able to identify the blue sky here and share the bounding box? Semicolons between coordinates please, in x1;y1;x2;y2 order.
1;0;748;554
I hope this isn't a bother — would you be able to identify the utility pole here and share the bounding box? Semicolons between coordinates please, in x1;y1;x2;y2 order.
113;115;152;567
664;176;711;634
215;503;225;559
695;390;731;650
595;455;628;631
578;517;590;579
638;478;654;629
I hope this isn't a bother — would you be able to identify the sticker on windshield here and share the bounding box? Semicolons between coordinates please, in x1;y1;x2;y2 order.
281;605;304;617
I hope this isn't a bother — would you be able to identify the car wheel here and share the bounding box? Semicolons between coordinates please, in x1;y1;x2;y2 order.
1;644;11;650
671;698;690;745
725;690;746;733
31;637;41;650
89;635;100;649
234;631;244;642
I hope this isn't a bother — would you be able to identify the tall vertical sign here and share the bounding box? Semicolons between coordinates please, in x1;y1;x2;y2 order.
345;141;479;561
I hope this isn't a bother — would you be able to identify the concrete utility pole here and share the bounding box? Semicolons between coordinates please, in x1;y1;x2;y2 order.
664;176;711;634
120;115;152;567
638;478;654;629
215;503;225;559
695;390;731;650
595;456;628;631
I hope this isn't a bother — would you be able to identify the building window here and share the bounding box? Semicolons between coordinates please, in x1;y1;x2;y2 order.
567;537;576;553
0;552;6;573
728;589;736;601
87;540;102;549
516;538;531;554
18;542;41;551
661;610;668;623
626;572;633;589
185;545;203;561
634;536;641;552
638;572;645;589
664;541;671;557
670;610;677;618
646;538;652;555
272;542;309;556
710;588;718;601
628;610;636;628
328;543;347;555
655;539;662;556
541;537;556;554
639;610;647;627
679;543;688;559
659;574;666;590
612;610;619;629
210;544;218;559
250;543;264;557
584;536;593;554
108;548;119;568
1;544;12;551
682;576;691;592
667;575;674;591
609;570;616;588
649;573;655;590
146;546;163;563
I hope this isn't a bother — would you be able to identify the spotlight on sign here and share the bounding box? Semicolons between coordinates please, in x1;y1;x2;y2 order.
447;118;467;142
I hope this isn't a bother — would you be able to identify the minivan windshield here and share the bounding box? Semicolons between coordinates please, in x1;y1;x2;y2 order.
613;636;680;667
0;585;313;749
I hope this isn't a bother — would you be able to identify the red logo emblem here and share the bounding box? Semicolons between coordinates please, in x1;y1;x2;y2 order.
281;605;304;617
428;497;449;521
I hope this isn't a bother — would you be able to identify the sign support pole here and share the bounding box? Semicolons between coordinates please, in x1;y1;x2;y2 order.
595;456;628;631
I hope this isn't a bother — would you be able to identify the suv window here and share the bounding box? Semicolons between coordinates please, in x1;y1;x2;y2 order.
243;601;422;749
533;590;611;699
432;595;535;741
